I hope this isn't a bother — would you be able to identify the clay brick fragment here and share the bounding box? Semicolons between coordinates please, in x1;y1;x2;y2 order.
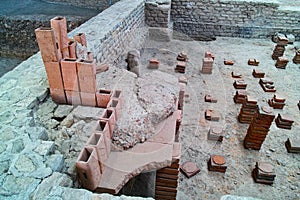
224;60;234;65
208;155;227;173
148;59;160;69
180;161;200;178
252;162;276;185
248;58;259;66
74;33;87;47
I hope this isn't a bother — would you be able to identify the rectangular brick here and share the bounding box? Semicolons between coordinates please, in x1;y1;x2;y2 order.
74;33;87;47
50;88;66;104
68;40;77;59
65;90;81;105
80;92;96;107
76;60;97;93
44;61;64;90
50;16;69;50
61;58;79;91
35;27;61;62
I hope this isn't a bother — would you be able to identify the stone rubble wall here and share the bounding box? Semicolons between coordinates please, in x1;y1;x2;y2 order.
171;0;300;40
0;0;148;199
145;0;171;28
48;0;121;10
71;0;146;65
0;16;88;58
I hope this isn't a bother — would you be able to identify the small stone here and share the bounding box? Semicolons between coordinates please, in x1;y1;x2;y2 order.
46;154;64;172
34;141;55;156
269;148;276;152
54;105;74;119
15;155;36;173
11;138;24;154
61;114;74;128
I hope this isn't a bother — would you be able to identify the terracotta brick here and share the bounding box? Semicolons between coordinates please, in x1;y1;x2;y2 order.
80;92;96;107
107;98;121;121
74;33;87;47
50;16;69;50
50;88;66;104
44;61;64;90
97;120;111;154
61;58;79;91
111;90;123;107
35;27;62;62
76;147;102;190
68;40;77;59
96;89;112;108
86;132;107;173
100;108;116;137
65;90;81;105
76;60;97;93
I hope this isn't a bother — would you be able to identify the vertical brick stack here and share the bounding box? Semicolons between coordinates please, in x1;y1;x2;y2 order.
244;106;275;150
293;49;300;64
252;162;276;185
233;90;247;104
275;56;289;69
155;143;181;200
201;56;214;74
272;35;288;60
238;96;258;124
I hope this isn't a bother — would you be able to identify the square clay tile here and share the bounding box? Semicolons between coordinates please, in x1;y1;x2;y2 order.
180;161;200;178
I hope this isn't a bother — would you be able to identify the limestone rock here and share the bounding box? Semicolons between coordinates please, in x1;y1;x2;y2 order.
46;154;64;172
31;172;73;200
71;106;104;122
54;105;74;119
34;141;55;156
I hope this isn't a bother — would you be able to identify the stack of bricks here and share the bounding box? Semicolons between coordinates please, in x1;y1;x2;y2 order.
275;114;294;129
207;155;227;173
178;83;186;110
252;69;265;78
268;94;285;109
205;109;220;121
238;96;258;124
252;162;276;185
233;90;247;104
233;79;247;89
175;52;187;73
272;35;288;60
248;58;260;66
35;16;95;105
293;49;300;64
285;138;300;154
155;143;181;200
205;94;217;103
201;51;214;74
275;56;289;69
244;106;275;150
259;78;276;92
207;126;224;142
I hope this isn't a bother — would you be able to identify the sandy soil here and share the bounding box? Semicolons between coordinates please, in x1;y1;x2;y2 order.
137;35;300;200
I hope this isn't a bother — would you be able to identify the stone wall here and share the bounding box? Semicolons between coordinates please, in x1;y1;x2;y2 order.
171;0;300;40
71;0;146;64
48;0;120;10
145;0;171;28
0;16;88;58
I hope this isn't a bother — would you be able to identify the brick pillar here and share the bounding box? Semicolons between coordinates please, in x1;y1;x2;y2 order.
155;143;181;200
244;106;275;150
